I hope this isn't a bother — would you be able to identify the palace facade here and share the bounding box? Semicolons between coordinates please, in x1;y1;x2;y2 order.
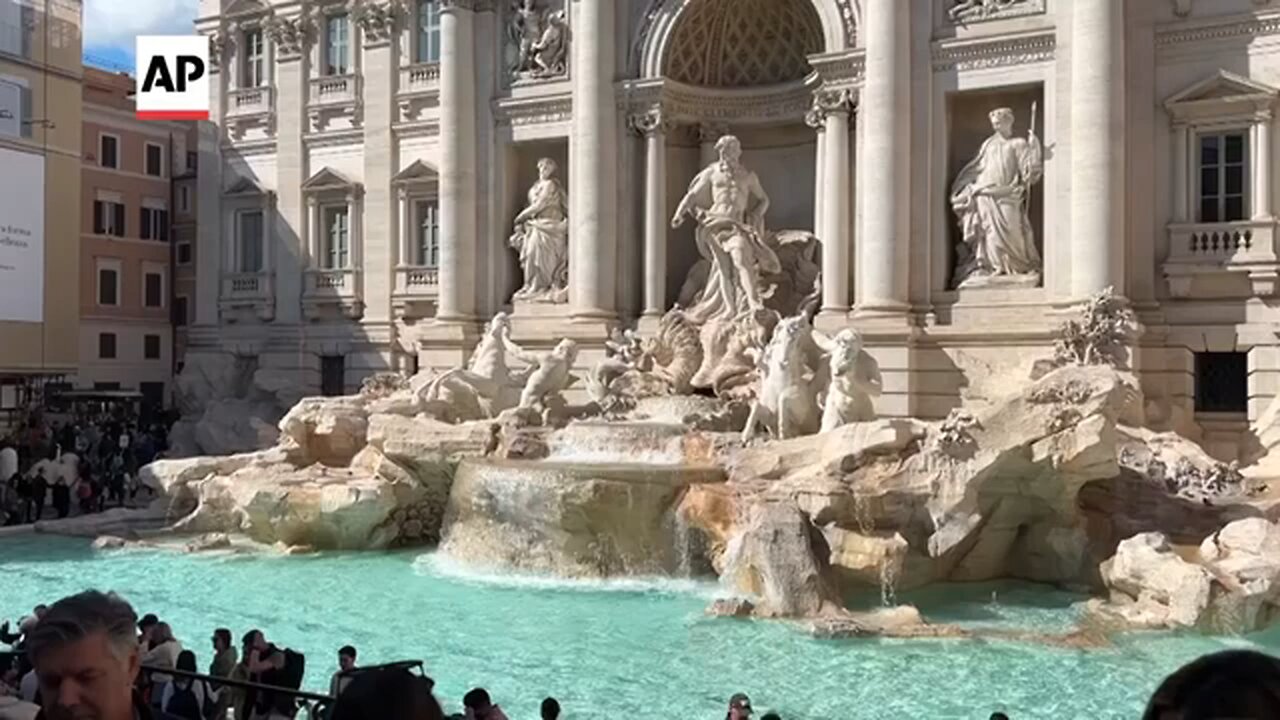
192;0;1280;460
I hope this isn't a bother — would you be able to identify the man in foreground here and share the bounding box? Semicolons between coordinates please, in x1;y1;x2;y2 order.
27;590;183;720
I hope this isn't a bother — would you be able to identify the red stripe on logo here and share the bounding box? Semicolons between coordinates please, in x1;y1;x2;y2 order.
136;111;209;120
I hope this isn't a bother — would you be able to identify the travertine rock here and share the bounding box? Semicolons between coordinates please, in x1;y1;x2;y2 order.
719;500;842;617
277;396;371;467
1094;532;1212;629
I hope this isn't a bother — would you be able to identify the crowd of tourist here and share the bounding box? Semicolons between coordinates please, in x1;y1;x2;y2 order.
4;590;1280;719
0;412;169;526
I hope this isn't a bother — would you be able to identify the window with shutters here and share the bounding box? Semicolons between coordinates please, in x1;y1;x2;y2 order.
0;1;32;58
177;242;192;265
174;296;188;327
99;134;119;169
416;200;440;267
145;142;164;177
140;206;169;241
98;333;116;360
179;186;190;212
144;334;161;360
96;262;120;306
93;200;126;237
144;271;164;308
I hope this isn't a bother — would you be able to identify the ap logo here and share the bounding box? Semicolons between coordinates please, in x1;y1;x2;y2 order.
135;36;210;120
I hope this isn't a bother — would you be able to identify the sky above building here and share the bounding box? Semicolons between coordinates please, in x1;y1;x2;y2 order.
84;0;198;72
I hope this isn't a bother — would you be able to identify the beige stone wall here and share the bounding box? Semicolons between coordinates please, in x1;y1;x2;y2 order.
0;0;82;376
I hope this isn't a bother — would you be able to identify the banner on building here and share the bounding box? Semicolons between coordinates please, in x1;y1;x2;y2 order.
0;147;43;323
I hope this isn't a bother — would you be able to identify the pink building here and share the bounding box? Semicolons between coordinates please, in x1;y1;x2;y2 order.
77;68;196;415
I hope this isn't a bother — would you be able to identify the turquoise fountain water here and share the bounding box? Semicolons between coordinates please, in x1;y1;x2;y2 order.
4;534;1279;719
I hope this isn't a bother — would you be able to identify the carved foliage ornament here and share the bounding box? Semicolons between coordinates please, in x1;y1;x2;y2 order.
353;1;399;44
805;88;854;127
208;31;231;72
264;14;311;58
628;106;672;137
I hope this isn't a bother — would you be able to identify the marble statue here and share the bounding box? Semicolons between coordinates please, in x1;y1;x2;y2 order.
813;329;882;432
587;310;703;410
510;0;567;79
741;314;826;442
709;308;779;399
509;158;569;303
950;106;1043;288
672;135;782;324
531;10;568;77
515;338;579;414
422;312;529;420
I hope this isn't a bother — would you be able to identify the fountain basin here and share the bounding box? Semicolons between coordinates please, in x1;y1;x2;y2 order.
440;457;725;577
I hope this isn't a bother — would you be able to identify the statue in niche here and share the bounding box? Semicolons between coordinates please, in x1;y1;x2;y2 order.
509;157;569;303
509;0;567;79
950;106;1043;289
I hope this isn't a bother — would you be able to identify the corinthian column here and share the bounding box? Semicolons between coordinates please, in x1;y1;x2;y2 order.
812;89;854;315
1070;0;1125;297
857;0;909;316
569;0;618;320
631;108;670;317
437;0;478;321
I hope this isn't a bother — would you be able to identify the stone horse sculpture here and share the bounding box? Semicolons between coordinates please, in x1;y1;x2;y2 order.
741;313;827;442
420;312;530;421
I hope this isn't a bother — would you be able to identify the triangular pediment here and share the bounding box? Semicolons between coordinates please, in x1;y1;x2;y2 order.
391;160;439;184
301;166;356;192
1165;70;1279;109
224;175;266;196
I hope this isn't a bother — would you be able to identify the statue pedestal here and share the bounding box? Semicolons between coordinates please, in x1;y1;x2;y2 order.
508;300;617;368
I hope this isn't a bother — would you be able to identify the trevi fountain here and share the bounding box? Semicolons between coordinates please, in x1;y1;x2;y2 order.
9;134;1280;717
13;0;1280;714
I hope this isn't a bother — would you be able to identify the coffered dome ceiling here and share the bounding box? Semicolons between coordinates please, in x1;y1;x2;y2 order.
663;0;824;88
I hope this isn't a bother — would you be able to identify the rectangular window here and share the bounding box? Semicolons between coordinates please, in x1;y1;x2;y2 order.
144;334;161;360
140;207;169;241
242;28;265;88
238;210;265;273
1195;352;1248;413
144;272;164;308
186;151;197;172
94;200;126;236
0;0;32;58
416;0;441;64
177;242;192;265
323;206;349;269
97;266;119;306
1198;132;1249;223
93;381;121;391
100;134;118;169
321;355;345;397
145;143;164;177
179;186;190;212
98;333;117;360
416;200;440;267
174;296;188;327
325;14;350;76
0;77;29;139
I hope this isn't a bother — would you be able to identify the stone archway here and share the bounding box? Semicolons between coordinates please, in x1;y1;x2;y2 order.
633;0;857;81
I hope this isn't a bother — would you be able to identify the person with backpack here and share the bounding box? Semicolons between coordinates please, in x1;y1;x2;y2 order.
244;630;303;720
162;650;216;720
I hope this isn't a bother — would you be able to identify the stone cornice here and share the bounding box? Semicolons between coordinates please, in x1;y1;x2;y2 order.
808;50;866;89
931;29;1055;72
622;78;819;126
440;0;495;12
494;93;573;127
1156;11;1280;47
